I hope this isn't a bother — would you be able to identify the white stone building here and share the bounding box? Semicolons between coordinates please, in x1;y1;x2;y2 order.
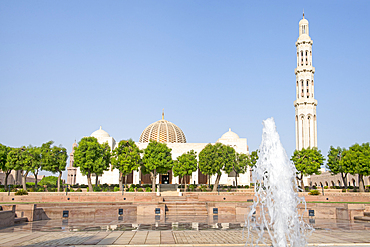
69;112;250;186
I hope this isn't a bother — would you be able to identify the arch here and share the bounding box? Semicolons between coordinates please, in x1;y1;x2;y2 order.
325;181;329;186
352;179;356;187
338;180;341;187
300;115;305;148
331;181;335;187
314;182;317;187
319;182;323;187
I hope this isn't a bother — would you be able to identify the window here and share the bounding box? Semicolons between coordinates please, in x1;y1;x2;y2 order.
307;81;309;86
301;81;303;87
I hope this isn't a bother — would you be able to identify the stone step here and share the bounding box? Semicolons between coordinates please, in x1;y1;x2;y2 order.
14;217;28;224
364;212;370;217
166;210;208;215
353;216;370;222
166;206;207;210
162;197;187;202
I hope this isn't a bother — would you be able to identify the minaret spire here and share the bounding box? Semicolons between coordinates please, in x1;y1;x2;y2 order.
162;109;164;120
303;9;304;19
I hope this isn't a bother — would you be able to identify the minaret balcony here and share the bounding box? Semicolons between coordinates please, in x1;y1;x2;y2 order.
294;66;315;74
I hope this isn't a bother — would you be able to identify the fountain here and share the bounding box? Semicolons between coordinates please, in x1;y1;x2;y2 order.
246;118;312;247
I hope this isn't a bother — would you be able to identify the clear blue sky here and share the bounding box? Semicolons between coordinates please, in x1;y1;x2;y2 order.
1;1;369;180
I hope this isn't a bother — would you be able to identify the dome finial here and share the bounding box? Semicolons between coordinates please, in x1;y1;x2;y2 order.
162;109;164;120
303;9;305;19
100;126;102;130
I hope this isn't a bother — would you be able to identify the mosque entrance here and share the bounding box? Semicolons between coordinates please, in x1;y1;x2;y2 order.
160;170;172;184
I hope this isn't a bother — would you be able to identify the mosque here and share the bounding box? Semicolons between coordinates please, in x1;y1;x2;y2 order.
66;14;370;188
67;111;250;186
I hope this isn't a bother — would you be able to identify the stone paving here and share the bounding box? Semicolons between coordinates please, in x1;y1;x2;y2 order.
0;228;370;246
0;217;369;246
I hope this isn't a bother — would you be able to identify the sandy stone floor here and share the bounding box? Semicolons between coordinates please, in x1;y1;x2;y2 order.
0;217;369;246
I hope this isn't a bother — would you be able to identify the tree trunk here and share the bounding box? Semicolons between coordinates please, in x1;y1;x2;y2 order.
119;172;123;191
95;174;99;187
358;174;365;192
235;172;238;187
181;177;184;191
34;170;39;189
57;171;62;192
4;171;10;188
87;172;93;192
299;173;304;190
341;173;348;189
124;174;128;190
22;171;28;191
151;170;156;192
212;173;221;192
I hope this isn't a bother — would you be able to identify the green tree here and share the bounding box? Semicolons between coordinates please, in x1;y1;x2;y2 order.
9;146;39;191
142;140;173;192
41;141;68;192
233;152;249;187
173;150;198;191
291;147;325;189
199;143;236;192
30;146;42;189
249;150;259;167
93;142;111;187
111;139;141;191
73;137;110;192
342;143;370;192
327;146;348;189
0;144;13;187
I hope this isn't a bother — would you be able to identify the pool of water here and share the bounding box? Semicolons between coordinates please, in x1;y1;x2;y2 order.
0;215;369;233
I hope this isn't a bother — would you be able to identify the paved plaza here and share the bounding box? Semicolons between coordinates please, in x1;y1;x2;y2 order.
0;217;369;246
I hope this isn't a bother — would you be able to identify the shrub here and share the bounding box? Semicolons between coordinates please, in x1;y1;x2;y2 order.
93;186;101;192
114;187;120;192
103;187;110;192
0;188;6;192
69;188;75;192
15;189;28;195
308;190;320;195
188;184;196;191
39;176;60;187
76;188;82;192
26;182;35;187
145;187;152;192
342;189;347;192
304;186;310;192
128;186;135;192
36;187;44;192
28;188;34;192
138;188;144;192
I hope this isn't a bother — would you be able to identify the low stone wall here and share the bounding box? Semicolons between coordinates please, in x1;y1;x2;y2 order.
0;205;15;228
1;191;370;204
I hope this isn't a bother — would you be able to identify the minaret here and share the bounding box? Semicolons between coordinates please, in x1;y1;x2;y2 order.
67;141;77;185
294;13;318;150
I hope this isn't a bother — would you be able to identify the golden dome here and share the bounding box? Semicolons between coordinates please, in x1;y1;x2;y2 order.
139;112;186;143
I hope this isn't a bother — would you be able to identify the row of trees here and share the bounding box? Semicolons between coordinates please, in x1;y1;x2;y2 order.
73;137;257;192
290;142;370;192
0;142;67;191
